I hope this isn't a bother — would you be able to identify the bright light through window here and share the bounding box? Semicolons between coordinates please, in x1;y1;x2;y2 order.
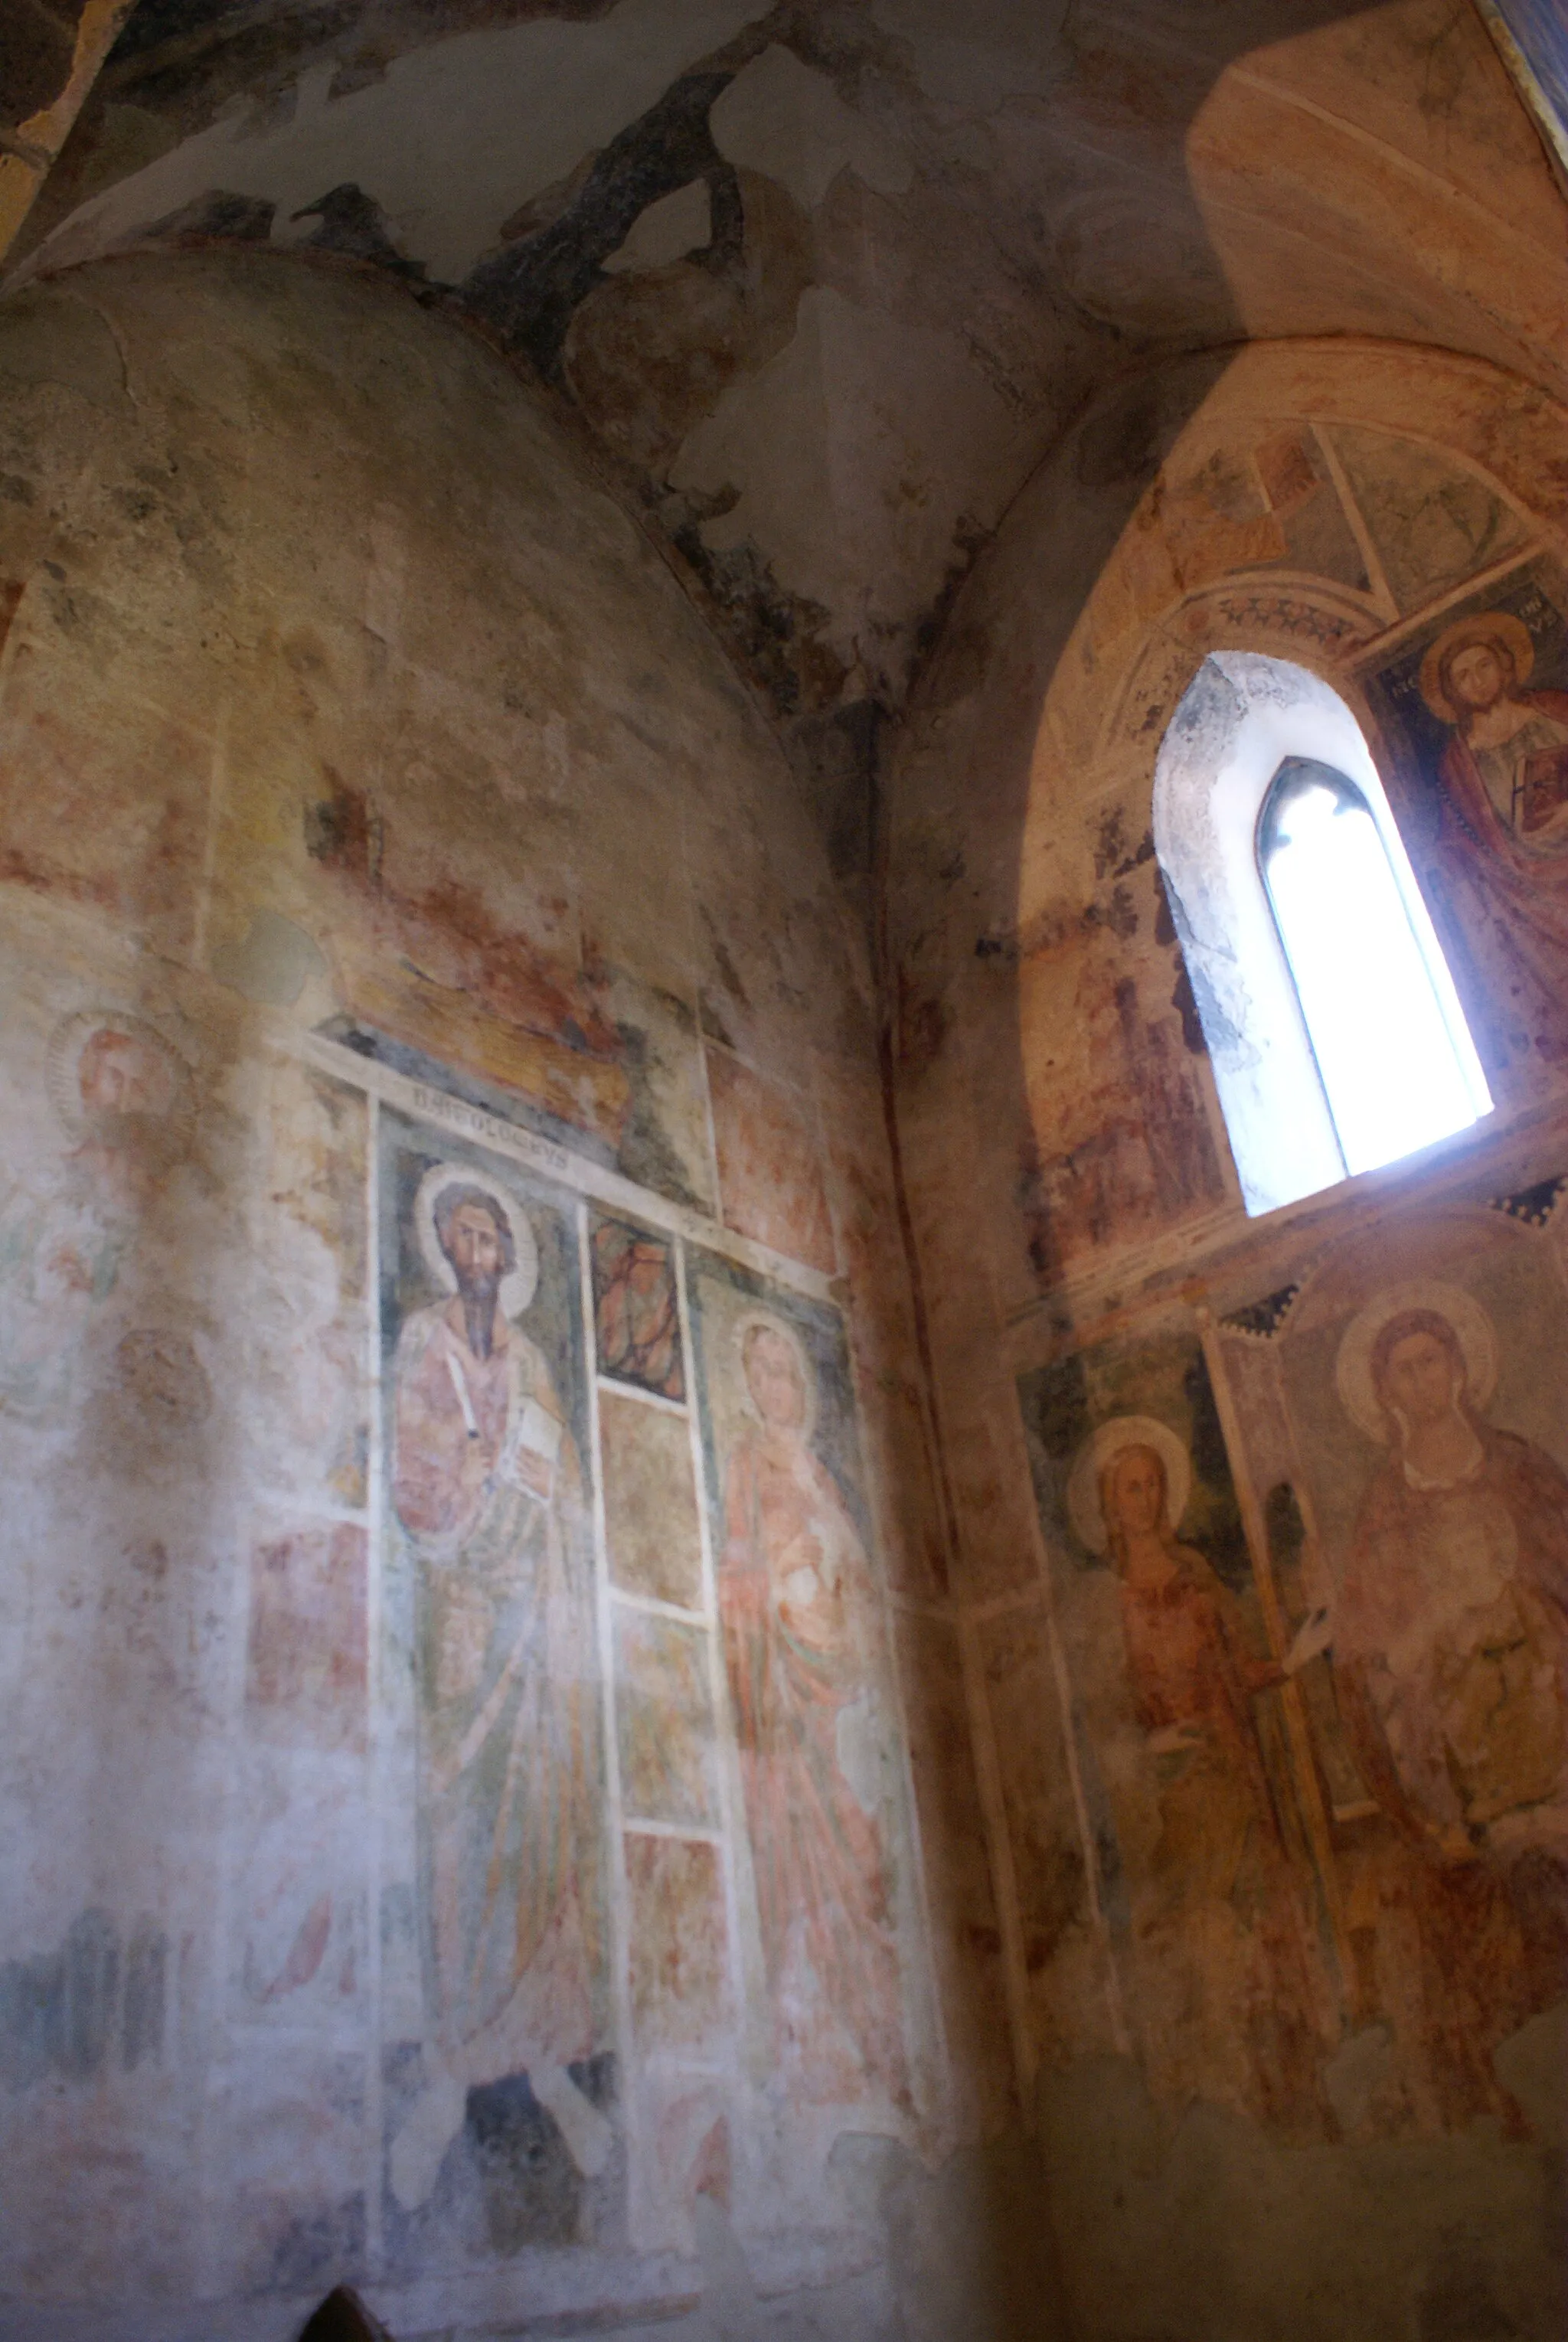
1259;758;1492;1177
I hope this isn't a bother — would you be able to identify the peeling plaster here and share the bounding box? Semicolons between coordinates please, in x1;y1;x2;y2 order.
710;41;912;211
602;175;712;273
671;283;1043;694
19;0;770;285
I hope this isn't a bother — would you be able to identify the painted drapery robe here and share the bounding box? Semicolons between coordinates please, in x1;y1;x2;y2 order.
1337;1422;1568;1852
717;1327;906;2110
393;1295;603;2080
1111;1537;1324;2123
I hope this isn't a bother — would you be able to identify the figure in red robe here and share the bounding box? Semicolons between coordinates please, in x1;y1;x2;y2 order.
1414;610;1568;1070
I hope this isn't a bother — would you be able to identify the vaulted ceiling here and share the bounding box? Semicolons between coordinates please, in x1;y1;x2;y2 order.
10;0;1568;823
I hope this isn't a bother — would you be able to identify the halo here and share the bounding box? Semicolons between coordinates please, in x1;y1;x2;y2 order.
414;1163;538;1319
46;1008;191;1143
1418;610;1534;724
1066;1415;1192;1556
733;1308;817;1439
1335;1278;1496;1443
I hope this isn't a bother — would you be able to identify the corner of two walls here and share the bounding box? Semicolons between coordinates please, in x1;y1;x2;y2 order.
887;333;1568;2340
0;245;1031;2340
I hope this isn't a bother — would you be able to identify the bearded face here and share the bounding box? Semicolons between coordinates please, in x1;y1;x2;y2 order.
441;1200;507;1360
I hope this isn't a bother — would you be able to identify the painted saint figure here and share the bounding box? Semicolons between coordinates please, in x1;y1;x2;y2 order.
1321;1282;1568;2125
0;1014;188;1420
717;1314;907;2109
390;1172;608;2206
1333;1292;1568;1856
1417;609;1568;1063
1077;1421;1325;2122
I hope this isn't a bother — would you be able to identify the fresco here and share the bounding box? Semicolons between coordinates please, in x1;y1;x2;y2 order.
1018;1331;1334;2125
597;1385;704;1608
1359;557;1568;1076
1326;427;1528;616
1481;0;1568;163
591;1212;684;1400
0;1006;194;1425
688;1255;913;2119
379;1115;616;2230
302;779;717;1216
1271;1210;1568;2130
704;1050;836;1276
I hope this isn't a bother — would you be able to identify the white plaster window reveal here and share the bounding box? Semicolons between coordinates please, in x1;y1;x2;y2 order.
1152;651;1491;1217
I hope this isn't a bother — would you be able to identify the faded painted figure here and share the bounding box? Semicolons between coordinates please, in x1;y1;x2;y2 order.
1420;610;1568;1063
1322;1282;1568;2125
1077;1423;1325;2122
717;1314;907;2108
0;1014;189;1420
390;1170;608;2206
1334;1289;1568;1856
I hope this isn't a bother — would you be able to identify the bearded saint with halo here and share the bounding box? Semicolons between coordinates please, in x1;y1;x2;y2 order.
388;1166;609;2210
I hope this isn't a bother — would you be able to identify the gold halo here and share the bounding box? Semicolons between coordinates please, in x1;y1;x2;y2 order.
45;1008;192;1145
414;1163;538;1319
1334;1279;1496;1444
733;1307;817;1440
1418;609;1534;724
1066;1415;1192;1557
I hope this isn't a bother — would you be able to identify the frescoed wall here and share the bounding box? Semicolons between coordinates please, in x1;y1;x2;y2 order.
888;335;1568;2340
0;251;981;2340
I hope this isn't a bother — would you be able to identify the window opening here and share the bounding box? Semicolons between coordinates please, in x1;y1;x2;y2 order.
1151;652;1494;1217
1257;757;1491;1178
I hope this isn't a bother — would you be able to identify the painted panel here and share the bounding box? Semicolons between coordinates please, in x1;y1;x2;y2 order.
688;1253;913;2117
1018;1330;1331;2125
625;1834;729;2056
1269;1208;1568;2131
705;1049;835;1274
599;1386;704;1609
614;1606;719;1830
591;1211;684;1400
378;1112;618;2234
1358;556;1568;1082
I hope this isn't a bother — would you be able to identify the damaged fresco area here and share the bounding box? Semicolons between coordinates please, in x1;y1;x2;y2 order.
1014;1200;1568;2151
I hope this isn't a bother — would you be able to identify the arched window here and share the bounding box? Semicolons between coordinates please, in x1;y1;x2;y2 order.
1152;653;1491;1217
1257;756;1488;1180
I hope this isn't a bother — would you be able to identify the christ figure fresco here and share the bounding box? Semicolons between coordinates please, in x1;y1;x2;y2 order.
1416;608;1568;1063
388;1170;609;2208
716;1312;908;2110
